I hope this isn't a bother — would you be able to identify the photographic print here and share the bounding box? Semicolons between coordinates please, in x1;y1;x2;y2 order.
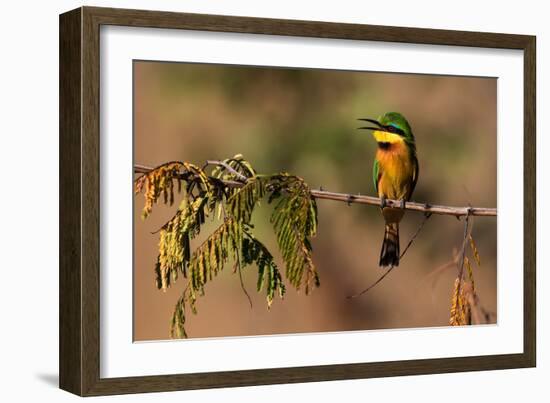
133;61;497;341
60;8;535;394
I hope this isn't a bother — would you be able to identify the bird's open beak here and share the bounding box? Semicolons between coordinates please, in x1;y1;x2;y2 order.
357;118;383;131
357;118;398;143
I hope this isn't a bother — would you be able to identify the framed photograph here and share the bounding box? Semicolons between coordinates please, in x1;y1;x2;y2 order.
59;6;536;396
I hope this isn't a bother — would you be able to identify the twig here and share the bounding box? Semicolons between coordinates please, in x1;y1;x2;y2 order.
136;163;245;190
135;162;183;175
134;164;497;218
464;283;491;325
235;257;253;309
401;213;433;258
458;213;471;279
206;160;248;182
422;253;458;291
454;210;472;302
309;190;494;217
347;212;433;299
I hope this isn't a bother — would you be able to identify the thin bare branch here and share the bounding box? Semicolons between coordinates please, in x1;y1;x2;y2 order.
347;212;433;299
422;254;458;291
453;211;472;306
134;164;497;217
310;190;494;217
206;160;248;182
235;258;253;309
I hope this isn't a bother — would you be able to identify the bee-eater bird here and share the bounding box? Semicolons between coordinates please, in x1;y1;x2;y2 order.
358;112;419;267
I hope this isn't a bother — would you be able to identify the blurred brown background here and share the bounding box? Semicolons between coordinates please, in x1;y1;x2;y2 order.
133;61;497;341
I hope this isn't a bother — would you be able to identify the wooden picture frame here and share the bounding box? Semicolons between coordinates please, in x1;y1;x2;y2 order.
59;6;536;396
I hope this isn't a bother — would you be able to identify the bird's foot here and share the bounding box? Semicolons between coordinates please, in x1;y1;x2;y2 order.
400;199;406;209
380;196;387;209
423;203;433;218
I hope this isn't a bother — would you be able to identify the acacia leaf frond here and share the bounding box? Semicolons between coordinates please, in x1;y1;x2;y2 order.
269;174;318;293
136;156;319;338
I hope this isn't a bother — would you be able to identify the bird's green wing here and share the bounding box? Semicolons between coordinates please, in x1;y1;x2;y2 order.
373;159;381;194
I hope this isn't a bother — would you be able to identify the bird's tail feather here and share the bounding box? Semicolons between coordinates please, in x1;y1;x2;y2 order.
380;222;400;267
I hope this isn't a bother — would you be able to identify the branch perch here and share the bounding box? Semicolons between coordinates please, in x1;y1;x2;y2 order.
135;157;497;336
134;163;497;217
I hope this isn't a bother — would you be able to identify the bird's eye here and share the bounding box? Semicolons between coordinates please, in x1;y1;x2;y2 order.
386;125;405;136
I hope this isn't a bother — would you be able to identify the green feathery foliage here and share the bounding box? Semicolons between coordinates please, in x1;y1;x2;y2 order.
242;231;286;307
269;174;319;293
170;293;188;339
134;155;318;338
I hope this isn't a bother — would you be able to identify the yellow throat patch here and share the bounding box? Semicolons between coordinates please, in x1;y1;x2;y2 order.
372;130;404;144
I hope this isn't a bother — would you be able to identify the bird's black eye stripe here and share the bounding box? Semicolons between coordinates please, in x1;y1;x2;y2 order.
385;125;405;136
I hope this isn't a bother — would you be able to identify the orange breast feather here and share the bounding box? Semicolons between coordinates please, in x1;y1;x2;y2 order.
376;142;414;201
